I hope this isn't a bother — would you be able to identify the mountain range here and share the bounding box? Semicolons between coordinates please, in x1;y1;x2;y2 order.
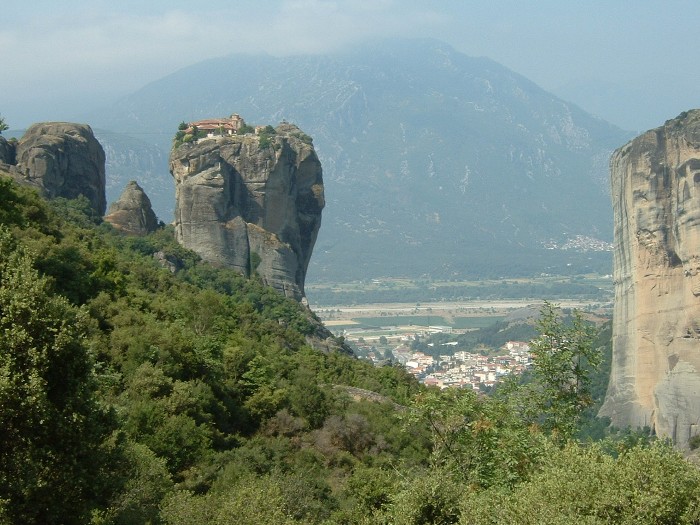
89;38;632;282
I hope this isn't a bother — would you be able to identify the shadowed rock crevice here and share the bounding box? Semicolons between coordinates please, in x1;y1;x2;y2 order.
0;136;17;165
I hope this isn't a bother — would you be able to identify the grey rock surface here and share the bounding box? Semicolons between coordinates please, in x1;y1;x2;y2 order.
12;122;106;214
0;136;16;165
600;109;700;446
170;122;324;300
104;180;159;235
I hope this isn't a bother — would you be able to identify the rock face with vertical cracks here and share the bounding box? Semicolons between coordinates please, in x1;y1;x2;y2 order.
105;180;159;235
169;123;324;301
11;122;106;215
600;110;700;446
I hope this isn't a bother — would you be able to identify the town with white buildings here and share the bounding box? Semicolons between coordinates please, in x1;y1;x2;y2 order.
362;339;532;391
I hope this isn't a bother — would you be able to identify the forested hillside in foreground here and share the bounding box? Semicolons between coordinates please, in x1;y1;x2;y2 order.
2;175;700;524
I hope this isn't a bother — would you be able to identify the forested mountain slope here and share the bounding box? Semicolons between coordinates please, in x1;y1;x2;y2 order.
2;175;699;524
91;38;632;281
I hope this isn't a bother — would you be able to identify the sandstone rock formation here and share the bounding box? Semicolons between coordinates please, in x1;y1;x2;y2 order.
9;122;106;215
170;122;324;301
600;110;700;445
105;180;159;235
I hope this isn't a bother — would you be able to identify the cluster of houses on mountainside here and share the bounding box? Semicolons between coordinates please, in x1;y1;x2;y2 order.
384;341;532;390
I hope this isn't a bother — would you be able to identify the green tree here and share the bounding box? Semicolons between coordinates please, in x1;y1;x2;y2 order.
407;387;545;489
91;441;173;525
161;474;299;525
249;250;262;276
524;302;602;440
464;441;700;524
0;227;116;524
384;468;463;525
0;115;8;134
0;176;53;231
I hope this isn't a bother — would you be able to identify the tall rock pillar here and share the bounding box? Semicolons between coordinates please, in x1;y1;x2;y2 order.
600;110;700;445
169;122;324;301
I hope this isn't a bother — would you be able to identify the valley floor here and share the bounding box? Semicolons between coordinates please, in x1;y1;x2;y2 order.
312;296;611;391
312;298;611;338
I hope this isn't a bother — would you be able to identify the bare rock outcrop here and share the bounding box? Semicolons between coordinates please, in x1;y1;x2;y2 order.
105;180;159;235
8;122;106;215
0;136;16;165
169;122;324;301
600;110;700;445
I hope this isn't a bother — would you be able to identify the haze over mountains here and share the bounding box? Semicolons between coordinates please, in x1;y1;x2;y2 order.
89;38;632;282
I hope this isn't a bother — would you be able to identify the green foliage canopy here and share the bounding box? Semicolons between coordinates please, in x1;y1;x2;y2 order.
1;176;700;524
0;227;116;524
525;302;602;439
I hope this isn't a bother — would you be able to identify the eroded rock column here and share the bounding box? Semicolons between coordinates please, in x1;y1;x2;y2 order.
169;123;324;301
600;110;700;445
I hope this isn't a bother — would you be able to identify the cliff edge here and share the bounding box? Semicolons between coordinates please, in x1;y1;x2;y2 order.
169;121;324;301
600;110;700;445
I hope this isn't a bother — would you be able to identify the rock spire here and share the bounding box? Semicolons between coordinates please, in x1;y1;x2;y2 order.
600;109;700;446
105;180;159;235
169;121;324;301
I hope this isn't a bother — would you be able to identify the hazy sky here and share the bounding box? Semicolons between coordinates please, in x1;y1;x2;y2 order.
2;0;699;132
